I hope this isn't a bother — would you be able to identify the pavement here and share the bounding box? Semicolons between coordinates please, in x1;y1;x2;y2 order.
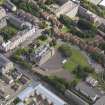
40;50;64;70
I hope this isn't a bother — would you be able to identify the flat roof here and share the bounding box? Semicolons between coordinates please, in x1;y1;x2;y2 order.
76;82;98;98
18;86;34;101
93;96;105;105
18;83;67;105
99;0;105;7
35;84;67;105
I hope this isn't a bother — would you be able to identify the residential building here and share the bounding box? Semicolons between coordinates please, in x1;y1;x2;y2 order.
0;7;7;29
16;9;39;25
8;15;32;30
4;0;17;12
75;82;99;102
2;74;14;84
41;12;50;20
86;76;98;87
17;83;68;105
78;6;99;23
93;95;105;105
65;90;89;105
0;54;14;75
98;21;105;33
55;0;79;18
30;44;55;65
0;25;37;52
0;89;10;100
99;0;105;8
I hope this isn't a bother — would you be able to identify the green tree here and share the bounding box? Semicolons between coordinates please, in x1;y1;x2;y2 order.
73;65;93;80
38;35;47;41
90;52;104;64
59;44;72;57
98;42;105;52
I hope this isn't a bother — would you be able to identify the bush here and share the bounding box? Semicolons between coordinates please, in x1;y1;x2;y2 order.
59;15;76;27
73;65;93;80
98;42;105;51
90;52;104;64
43;76;70;93
38;35;47;41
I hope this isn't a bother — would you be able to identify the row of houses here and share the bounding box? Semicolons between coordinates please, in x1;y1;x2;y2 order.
0;7;41;52
0;25;36;52
16;9;40;25
54;0;105;33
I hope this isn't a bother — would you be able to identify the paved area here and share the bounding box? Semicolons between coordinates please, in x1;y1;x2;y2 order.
52;70;75;81
40;50;64;70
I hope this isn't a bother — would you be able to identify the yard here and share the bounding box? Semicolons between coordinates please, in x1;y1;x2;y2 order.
0;24;18;41
63;46;89;72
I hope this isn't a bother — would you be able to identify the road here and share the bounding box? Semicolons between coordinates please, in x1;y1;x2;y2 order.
15;64;40;82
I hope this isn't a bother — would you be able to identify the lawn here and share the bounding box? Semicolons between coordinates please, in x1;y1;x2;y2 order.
63;46;89;72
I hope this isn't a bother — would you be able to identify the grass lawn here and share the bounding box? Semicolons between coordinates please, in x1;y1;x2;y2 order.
63;46;89;72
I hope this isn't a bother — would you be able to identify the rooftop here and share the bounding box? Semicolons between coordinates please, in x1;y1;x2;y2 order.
18;83;67;105
35;84;67;105
75;82;99;101
99;0;105;7
93;95;105;105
